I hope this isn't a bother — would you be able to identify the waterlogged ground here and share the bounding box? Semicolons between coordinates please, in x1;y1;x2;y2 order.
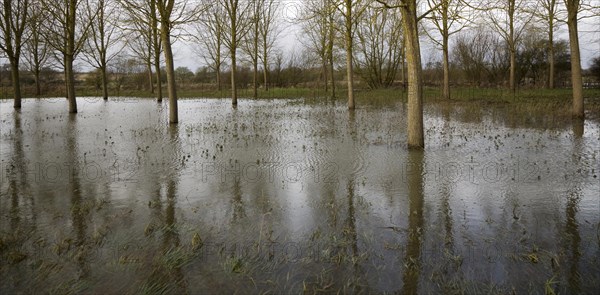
0;97;599;294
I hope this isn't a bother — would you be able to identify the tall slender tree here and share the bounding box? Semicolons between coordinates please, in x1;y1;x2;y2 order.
424;0;472;99
488;0;534;93
563;0;584;118
221;0;251;106
83;0;121;100
0;0;29;108
156;0;179;123
42;0;96;113
23;1;50;97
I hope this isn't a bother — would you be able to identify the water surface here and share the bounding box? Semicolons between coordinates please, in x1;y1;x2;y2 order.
1;98;599;293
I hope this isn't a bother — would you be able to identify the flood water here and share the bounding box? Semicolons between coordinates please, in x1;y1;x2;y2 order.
1;97;599;293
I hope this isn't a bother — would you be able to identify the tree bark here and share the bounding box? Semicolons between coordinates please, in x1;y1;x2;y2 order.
566;10;583;118
101;62;108;100
442;33;450;100
400;1;424;149
344;0;355;109
66;54;77;113
9;60;22;108
162;35;178;123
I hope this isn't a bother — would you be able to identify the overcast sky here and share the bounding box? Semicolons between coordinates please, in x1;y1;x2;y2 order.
171;0;600;71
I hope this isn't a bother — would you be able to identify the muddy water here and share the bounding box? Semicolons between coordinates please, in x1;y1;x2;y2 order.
1;98;598;293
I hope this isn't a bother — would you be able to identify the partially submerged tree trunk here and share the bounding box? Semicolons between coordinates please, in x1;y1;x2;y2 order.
564;0;584;118
157;0;178;123
400;1;424;149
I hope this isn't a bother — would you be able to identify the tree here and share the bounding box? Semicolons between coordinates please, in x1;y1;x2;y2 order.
424;0;472;99
220;0;251;106
257;0;280;92
242;0;262;98
487;0;534;93
354;5;404;89
301;0;337;97
83;0;121;100
563;0;584;118
23;1;50;97
156;0;180;123
193;3;226;91
0;0;29;108
376;0;436;149
531;0;561;88
42;0;96;113
122;0;163;101
340;0;366;110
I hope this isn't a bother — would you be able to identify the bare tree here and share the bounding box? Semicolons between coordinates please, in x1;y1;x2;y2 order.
0;0;29;108
242;0;262;98
258;0;280;92
376;0;438;149
156;0;181;123
301;0;337;96
83;0;122;100
354;5;404;89
563;0;585;118
122;0;163;101
339;0;367;109
193;3;226;90
41;0;96;113
531;0;561;88
487;0;534;93
220;0;252;105
23;2;50;97
424;0;473;99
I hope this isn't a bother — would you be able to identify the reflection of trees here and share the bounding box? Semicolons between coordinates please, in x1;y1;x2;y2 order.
563;126;583;292
66;115;89;278
402;150;424;294
142;125;186;293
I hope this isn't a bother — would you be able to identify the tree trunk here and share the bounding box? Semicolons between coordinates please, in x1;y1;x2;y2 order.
442;35;450;100
147;64;154;94
344;0;355;109
401;2;424;149
154;59;162;102
548;20;555;89
231;46;238;105
161;27;178;123
252;58;258;99
509;47;516;93
565;1;583;118
65;54;77;113
9;60;22;108
34;68;41;96
101;64;109;100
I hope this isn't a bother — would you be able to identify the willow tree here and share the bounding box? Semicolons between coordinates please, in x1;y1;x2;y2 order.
0;0;29;108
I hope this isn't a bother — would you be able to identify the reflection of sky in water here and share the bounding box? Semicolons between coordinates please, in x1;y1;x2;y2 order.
0;98;598;293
